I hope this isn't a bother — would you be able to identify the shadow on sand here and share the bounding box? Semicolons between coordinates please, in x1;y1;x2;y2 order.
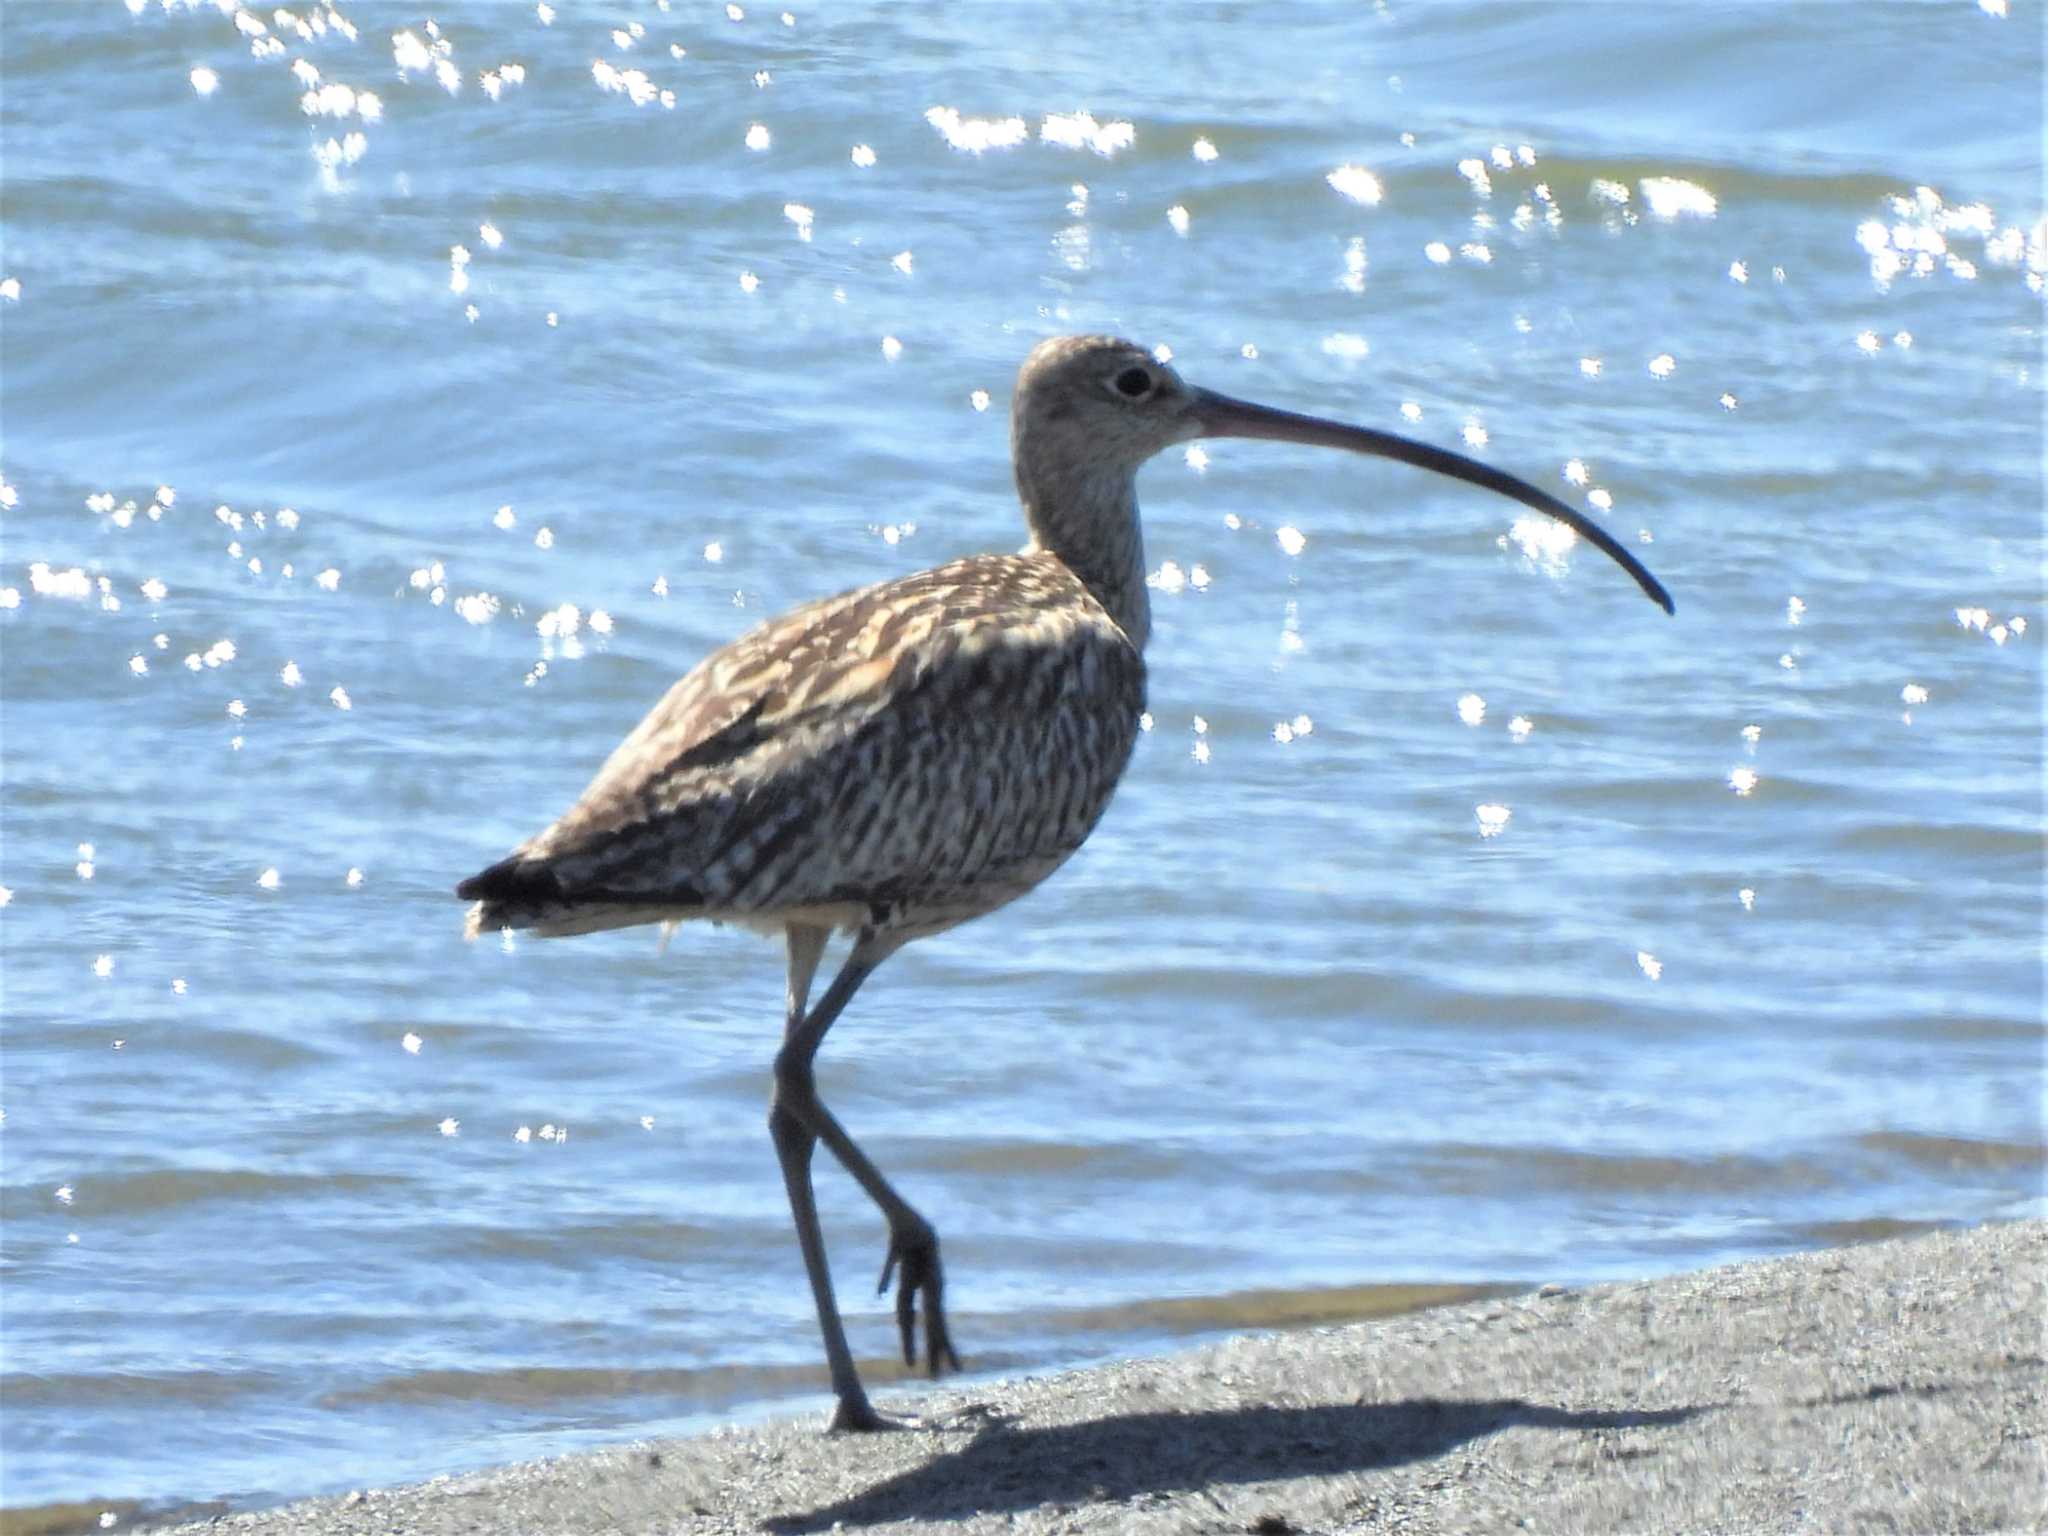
764;1396;1709;1532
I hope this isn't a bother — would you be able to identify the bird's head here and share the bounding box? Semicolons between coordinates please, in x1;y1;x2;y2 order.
1011;336;1204;486
1010;333;1673;614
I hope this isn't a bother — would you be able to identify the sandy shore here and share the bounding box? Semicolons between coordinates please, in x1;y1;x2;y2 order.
127;1219;2042;1535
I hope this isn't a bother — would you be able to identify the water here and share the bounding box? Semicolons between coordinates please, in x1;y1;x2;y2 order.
1;0;2041;1520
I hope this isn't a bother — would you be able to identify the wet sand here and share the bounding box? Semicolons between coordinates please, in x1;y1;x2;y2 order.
126;1219;2044;1534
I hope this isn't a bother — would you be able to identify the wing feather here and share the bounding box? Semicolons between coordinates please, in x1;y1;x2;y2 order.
461;553;1145;935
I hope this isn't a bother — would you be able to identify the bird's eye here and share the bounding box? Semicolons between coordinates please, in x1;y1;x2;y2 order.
1113;366;1154;399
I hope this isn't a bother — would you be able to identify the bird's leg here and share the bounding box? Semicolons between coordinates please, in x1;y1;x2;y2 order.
774;929;962;1391
768;924;885;1432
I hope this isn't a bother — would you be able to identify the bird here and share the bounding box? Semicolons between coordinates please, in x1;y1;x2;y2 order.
457;333;1672;1433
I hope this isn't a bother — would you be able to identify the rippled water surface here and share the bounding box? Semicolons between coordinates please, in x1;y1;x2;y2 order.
2;0;2042;1519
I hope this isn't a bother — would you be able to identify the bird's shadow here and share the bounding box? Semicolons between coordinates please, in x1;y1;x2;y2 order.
763;1396;1708;1532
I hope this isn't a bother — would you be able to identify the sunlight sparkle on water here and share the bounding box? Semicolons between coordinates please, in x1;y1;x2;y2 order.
1457;693;1486;726
1728;766;1760;796
592;61;663;108
1648;354;1676;378
258;867;281;889
1042;113;1134;156
1503;514;1577;571
1508;715;1533;741
1475;804;1510;838
29;564;91;600
1192;137;1218;162
850;144;876;167
1639;178;1717;219
1275;526;1306;557
1637;952;1664;981
1326;166;1382;205
925;107;1027;154
1340;238;1367;293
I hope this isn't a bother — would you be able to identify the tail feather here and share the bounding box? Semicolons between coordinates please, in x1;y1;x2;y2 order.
455;854;561;907
457;855;703;941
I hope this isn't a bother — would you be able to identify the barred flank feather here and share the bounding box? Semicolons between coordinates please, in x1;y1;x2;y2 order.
459;550;1145;947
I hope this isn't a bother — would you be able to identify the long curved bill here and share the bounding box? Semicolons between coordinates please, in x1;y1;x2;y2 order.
1189;387;1674;614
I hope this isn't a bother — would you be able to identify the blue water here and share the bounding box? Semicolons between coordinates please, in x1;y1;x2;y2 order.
1;0;2041;1519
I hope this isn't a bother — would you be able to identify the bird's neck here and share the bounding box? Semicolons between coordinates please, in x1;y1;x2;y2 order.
1016;459;1151;653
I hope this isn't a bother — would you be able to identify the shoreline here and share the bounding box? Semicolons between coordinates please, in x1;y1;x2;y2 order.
61;1220;2048;1533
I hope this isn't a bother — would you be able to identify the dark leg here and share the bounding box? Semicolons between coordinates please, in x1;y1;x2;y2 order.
768;924;881;1429
769;927;959;1433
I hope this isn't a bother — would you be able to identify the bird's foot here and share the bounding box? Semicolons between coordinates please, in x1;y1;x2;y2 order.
877;1222;962;1378
826;1394;904;1433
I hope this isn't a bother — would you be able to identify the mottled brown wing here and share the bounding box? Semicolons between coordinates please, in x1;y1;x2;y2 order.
459;553;1145;936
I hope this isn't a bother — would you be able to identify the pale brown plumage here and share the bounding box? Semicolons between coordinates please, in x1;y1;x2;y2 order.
461;553;1142;945
458;333;1671;1432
